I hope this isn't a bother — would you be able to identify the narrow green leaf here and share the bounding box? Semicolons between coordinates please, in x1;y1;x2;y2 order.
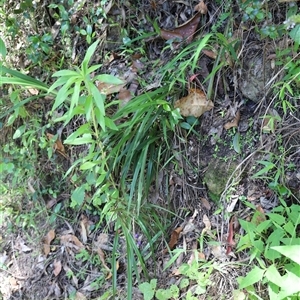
0;65;49;89
52;70;80;77
0;37;7;58
233;132;241;154
81;39;100;74
64;134;93;145
80;162;97;170
94;74;124;85
90;83;105;115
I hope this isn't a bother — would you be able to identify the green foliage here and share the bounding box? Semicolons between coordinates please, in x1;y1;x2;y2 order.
236;199;300;299
139;255;214;300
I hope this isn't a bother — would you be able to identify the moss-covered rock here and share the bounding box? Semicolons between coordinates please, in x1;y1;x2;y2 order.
204;159;239;198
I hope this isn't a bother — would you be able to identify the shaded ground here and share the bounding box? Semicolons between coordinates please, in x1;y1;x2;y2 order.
1;0;300;299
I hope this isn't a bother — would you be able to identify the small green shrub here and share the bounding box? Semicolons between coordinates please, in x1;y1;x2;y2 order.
236;199;300;299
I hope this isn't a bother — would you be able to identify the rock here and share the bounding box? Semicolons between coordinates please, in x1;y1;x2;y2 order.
204;159;239;198
239;53;274;103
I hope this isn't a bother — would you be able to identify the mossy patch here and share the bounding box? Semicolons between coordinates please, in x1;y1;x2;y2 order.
204;159;239;198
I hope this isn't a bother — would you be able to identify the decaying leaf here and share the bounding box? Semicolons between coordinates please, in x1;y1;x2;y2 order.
226;216;236;255
200;197;211;210
75;292;87;300
224;110;241;130
97;81;125;95
160;12;201;44
15;237;32;253
174;88;213;117
164;227;183;254
96;248;113;279
46;133;67;157
53;259;62;276
118;88;132;106
194;0;208;14
43;229;56;256
80;215;89;244
202;49;217;59
60;234;84;251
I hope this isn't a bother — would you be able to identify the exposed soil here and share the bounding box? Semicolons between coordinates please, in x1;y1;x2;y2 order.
0;1;300;299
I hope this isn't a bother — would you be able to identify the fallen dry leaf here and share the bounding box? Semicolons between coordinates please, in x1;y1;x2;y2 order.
80;215;89;244
200;197;211;210
53;259;62;276
75;292;87;300
118;88;132;106
96;248;113;279
226;216;236;255
194;0;208;14
224;110;241;130
28;88;39;95
202;214;211;232
43;229;55;256
160;12;201;44
175;88;213;117
164;227;183;254
46;133;67;158
97;81;125;95
202;49;217;59
60;234;84;251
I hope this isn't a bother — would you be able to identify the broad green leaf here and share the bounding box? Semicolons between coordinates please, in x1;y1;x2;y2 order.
71;185;85;208
265;264;282;287
0;37;7;58
13;125;26;139
268;213;286;225
237;266;265;289
289;24;300;42
271;245;300;265
139;280;156;300
277;271;300;299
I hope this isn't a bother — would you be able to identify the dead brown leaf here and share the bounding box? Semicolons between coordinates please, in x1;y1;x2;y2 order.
194;0;208;14
43;229;55;256
118;89;132;106
28;88;39;95
224;110;241;130
53;259;62;277
46;133;67;158
80;215;89;244
202;49;217;59
200;197;211;210
97;81;125;95
174;88;213;117
164;227;183;254
60;234;84;251
96;248;113;279
160;12;201;44
75;292;87;300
